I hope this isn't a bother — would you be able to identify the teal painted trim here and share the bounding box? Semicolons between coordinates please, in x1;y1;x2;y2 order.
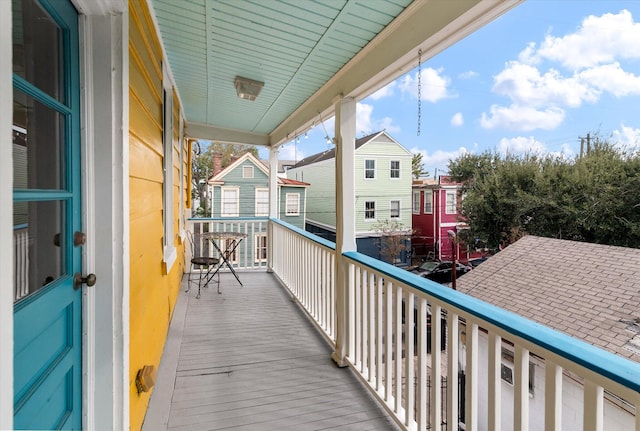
13;190;73;201
13;224;29;230
12;75;72;115
270;218;336;251
188;216;269;222
343;250;640;393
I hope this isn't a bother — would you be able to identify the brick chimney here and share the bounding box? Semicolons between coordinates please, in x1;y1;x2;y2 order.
212;152;223;176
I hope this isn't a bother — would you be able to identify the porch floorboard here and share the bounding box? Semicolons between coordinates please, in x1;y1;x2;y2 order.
143;272;401;431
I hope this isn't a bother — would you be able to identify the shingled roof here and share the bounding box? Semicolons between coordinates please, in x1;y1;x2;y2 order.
291;131;386;169
456;235;640;363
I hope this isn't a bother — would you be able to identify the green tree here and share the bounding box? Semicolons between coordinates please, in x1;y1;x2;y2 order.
412;153;429;179
448;136;640;249
192;141;259;217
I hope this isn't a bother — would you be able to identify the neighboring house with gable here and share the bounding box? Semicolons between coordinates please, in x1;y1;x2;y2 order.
207;152;309;265
287;131;413;265
456;235;640;430
208;152;308;228
412;175;486;263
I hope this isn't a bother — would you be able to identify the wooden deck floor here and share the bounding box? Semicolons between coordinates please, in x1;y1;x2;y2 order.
142;271;401;431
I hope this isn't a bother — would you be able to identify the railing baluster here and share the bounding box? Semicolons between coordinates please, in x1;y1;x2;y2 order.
514;345;530;431
405;291;415;426
395;286;403;414
376;275;384;393
584;381;604;431
385;281;393;403
545;360;562;431
417;296;428;431
488;332;502;431
431;302;442;431
447;311;459;431
368;272;375;383
466;321;479;431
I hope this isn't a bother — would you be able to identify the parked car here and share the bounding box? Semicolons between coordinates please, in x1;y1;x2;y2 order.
411;260;471;284
467;256;488;268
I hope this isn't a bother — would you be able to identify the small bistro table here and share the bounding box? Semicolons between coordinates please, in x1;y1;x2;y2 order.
201;231;248;287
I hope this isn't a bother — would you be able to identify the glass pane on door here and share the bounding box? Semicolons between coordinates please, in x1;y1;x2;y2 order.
13;89;66;190
12;0;63;102
13;200;66;302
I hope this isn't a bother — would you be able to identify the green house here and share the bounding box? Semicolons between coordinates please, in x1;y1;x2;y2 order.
287;131;413;264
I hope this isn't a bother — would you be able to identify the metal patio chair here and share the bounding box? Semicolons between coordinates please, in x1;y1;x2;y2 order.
186;230;220;298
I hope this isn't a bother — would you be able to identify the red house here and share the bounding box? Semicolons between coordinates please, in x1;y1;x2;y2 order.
412;176;484;263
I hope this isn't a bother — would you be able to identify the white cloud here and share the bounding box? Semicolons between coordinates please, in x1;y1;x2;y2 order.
356;102;400;135
481;104;565;131
496;136;546;155
369;82;396;100
577;63;640;97
492;62;599;108
612;124;640;150
451;112;464;127
399;67;451;102
458;70;478;80
412;146;470;171
485;10;640;132
520;10;640;70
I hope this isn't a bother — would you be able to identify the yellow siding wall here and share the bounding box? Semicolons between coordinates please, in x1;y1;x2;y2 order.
129;1;185;429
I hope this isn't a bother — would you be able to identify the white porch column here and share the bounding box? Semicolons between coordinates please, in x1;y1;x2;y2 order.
331;96;356;367
267;146;279;272
0;0;13;428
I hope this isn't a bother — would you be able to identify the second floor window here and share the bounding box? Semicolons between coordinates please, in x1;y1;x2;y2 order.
221;187;239;217
365;201;376;220
445;191;457;214
286;193;300;216
390;200;400;218
413;191;420;214
390;160;400;178
365;159;375;179
424;191;433;214
255;188;268;216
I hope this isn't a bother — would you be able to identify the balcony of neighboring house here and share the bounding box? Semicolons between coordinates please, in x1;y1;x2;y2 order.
139;217;640;431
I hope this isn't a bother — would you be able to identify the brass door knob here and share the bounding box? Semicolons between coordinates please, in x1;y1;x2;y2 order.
74;273;97;289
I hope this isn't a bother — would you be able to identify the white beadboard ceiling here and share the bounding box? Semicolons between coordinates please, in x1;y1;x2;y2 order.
151;0;522;147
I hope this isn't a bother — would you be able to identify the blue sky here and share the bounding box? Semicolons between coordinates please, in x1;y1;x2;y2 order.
260;1;640;176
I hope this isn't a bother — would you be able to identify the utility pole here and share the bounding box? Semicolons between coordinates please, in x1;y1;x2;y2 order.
579;132;592;157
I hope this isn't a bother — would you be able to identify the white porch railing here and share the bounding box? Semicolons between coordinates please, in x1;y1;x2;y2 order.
13;224;29;301
186;217;269;270
269;218;640;431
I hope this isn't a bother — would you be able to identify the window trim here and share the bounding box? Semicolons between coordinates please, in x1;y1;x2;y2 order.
243;165;254;178
390;160;400;179
364;200;376;221
445;190;457;214
285;192;300;216
364;159;376;179
221;186;239;217
255;187;269;216
424;191;433;214
390;199;400;219
412;191;420;215
254;233;268;263
162;65;176;273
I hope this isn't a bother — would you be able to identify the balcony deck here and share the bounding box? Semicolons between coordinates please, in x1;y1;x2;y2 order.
143;271;401;431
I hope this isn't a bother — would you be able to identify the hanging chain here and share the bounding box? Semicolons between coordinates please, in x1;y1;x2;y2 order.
417;48;422;136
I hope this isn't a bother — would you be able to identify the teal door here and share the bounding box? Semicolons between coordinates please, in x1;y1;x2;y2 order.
12;0;83;428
